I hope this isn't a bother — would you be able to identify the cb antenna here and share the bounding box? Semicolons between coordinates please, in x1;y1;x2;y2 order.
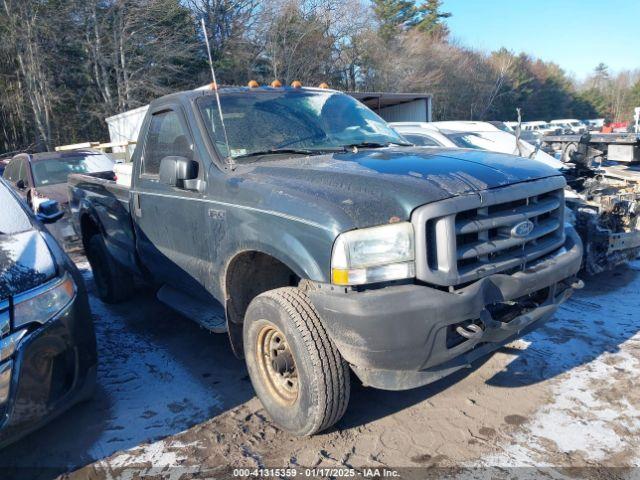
200;18;234;170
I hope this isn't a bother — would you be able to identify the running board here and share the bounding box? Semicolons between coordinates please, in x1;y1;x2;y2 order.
157;285;227;333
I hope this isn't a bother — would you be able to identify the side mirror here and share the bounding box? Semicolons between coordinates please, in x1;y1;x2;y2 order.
159;156;198;188
36;200;64;224
16;179;26;190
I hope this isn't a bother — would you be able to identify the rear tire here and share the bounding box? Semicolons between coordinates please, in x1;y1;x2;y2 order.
243;287;350;436
86;235;133;304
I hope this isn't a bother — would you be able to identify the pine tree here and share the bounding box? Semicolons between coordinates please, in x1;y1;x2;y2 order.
412;0;451;39
592;62;609;90
371;0;415;41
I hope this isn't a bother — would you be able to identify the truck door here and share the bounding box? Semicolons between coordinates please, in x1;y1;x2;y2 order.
133;106;212;300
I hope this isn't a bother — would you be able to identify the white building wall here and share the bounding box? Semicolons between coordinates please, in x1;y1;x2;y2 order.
377;99;431;123
105;105;149;158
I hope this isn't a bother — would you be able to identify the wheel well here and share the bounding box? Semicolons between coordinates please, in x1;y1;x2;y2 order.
225;251;300;358
80;214;100;250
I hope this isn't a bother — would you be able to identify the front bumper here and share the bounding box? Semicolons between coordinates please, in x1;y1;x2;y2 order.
309;227;583;391
0;280;97;449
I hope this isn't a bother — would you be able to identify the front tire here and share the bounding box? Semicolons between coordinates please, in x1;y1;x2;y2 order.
243;287;350;436
86;235;133;304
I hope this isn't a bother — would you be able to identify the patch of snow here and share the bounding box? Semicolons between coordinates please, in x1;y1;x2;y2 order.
96;439;203;480
1;231;55;275
479;261;640;467
78;262;224;459
0;230;56;298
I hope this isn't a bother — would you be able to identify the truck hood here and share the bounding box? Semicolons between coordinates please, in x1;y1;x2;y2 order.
238;147;563;230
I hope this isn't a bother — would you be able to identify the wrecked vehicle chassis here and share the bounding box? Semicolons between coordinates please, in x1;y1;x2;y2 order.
542;133;640;274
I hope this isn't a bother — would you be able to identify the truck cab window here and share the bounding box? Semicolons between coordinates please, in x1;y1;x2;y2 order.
143;110;194;175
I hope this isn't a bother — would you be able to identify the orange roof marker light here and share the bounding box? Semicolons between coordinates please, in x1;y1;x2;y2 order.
247;80;259;88
271;79;282;88
291;80;302;88
208;82;218;91
318;82;329;89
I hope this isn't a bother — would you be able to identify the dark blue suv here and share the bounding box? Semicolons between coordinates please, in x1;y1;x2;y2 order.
0;177;96;448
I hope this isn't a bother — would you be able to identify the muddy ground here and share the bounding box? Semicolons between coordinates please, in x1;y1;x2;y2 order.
1;257;639;479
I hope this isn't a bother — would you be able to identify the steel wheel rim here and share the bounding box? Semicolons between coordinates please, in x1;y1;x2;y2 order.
256;323;299;405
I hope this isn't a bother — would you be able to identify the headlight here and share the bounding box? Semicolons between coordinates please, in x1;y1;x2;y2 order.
331;222;415;285
13;274;76;329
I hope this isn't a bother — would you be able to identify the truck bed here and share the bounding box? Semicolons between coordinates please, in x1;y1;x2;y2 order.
68;170;131;207
68;170;139;274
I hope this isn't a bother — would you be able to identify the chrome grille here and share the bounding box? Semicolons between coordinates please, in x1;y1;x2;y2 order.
412;177;567;286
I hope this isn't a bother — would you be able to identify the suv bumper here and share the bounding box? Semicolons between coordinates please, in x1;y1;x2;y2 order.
309;227;583;391
0;281;97;449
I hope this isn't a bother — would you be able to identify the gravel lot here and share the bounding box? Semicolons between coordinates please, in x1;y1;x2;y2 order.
1;256;639;479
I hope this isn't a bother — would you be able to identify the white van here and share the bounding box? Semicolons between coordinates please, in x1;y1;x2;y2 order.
521;121;558;135
550;119;587;134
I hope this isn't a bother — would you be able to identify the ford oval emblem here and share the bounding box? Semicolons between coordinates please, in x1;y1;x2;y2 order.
511;220;534;238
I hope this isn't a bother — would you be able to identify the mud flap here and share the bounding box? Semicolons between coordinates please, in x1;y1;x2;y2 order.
226;298;245;359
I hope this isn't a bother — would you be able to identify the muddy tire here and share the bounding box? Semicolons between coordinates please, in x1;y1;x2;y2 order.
243;287;350;436
86;235;133;304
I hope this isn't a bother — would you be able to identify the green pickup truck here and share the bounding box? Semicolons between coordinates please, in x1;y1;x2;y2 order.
68;85;583;435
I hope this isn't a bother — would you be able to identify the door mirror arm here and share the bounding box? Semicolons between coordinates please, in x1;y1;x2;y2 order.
182;178;206;193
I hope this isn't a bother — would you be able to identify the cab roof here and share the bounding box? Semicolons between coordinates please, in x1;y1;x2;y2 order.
153;85;339;106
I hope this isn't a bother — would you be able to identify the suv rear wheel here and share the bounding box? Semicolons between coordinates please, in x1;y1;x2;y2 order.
243;287;350;436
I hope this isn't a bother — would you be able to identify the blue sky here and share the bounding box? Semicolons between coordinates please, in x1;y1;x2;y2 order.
442;0;640;79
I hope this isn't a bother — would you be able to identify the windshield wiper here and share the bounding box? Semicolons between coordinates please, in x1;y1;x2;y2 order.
343;141;412;150
234;148;316;159
234;147;345;160
343;142;389;149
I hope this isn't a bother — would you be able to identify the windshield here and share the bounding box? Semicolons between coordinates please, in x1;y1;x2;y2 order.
197;90;408;160
32;153;114;187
